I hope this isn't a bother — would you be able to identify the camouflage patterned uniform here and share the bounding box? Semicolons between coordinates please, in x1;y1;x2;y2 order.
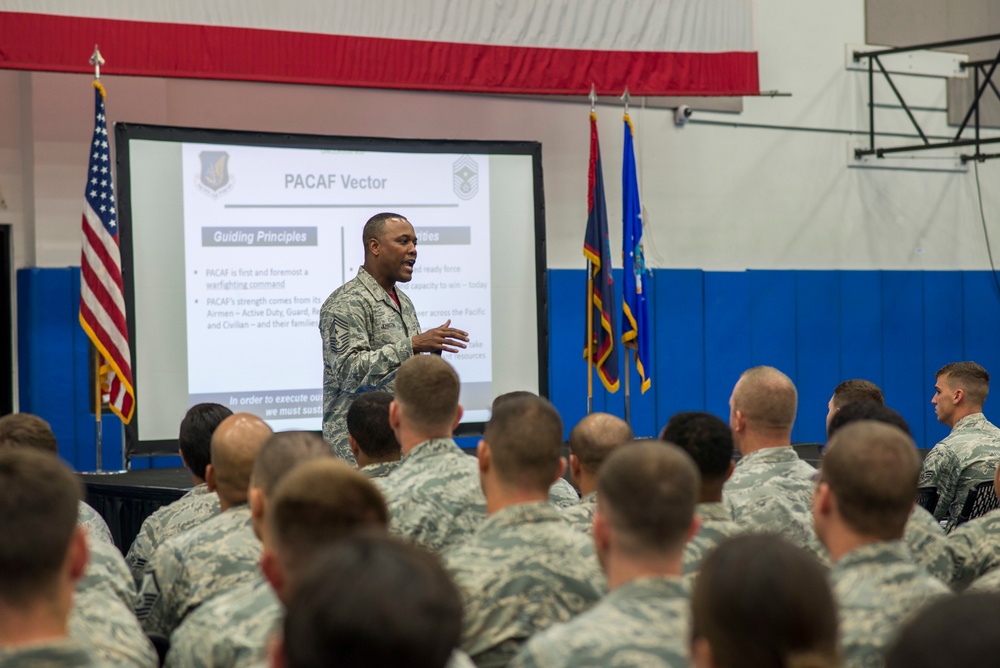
320;267;420;464
723;447;819;551
165;576;281;668
443;501;605;668
832;541;952;668
966;565;1000;592
560;492;597;534
919;413;1000;532
509;576;689;668
126;484;221;587
70;588;158;668
360;459;402;494
683;502;743;580
81;533;136;608
135;504;262;636
0;640;100;667
944;508;1000;589
383;438;486;553
548;478;580;508
79;501;113;544
903;505;954;584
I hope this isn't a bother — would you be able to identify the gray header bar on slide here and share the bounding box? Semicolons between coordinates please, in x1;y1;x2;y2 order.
417;227;471;245
202;227;318;247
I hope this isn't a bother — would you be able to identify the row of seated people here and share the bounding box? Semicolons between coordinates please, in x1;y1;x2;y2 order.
3;355;1000;667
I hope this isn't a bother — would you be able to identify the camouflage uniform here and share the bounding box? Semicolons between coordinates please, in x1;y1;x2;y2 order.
683;501;743;580
548;478;580;508
966;565;1000;592
360;459;402;494
81;533;136;608
945;508;1000;589
509;576;689;668
919;413;1000;532
79;501;113;544
165;576;281;668
70;588;158;668
831;541;952;668
135;504;263;636
724;447;819;552
903;505;954;584
443;501;605;668
383;438;486;553
320;267;420;464
560;492;597;534
126;484;221;587
0;640;100;667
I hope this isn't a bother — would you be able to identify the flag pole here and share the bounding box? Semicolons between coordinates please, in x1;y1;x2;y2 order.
624;350;631;426
585;86;598;416
90;44;106;472
94;349;104;471
586;260;594;415
621;86;632;426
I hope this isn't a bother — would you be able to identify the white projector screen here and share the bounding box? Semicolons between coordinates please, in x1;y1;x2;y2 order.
115;124;547;456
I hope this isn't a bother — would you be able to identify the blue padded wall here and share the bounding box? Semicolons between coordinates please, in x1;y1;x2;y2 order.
549;269;1000;449
17;268;124;471
17;267;1000;469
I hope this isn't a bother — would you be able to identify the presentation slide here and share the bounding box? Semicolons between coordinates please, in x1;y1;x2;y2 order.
182;145;492;430
118;126;545;449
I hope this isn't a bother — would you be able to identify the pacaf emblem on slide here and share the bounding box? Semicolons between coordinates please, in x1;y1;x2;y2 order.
453;155;478;201
197;151;235;197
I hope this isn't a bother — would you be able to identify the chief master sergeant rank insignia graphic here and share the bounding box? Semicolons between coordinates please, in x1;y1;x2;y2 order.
453;155;478;200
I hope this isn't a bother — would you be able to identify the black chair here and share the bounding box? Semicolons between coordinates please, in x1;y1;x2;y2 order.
954;479;1000;529
916;486;939;514
792;443;823;468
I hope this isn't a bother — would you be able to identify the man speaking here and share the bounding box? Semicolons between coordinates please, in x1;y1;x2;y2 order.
320;212;469;464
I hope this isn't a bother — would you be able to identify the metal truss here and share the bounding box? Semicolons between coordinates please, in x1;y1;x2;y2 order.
854;34;1000;163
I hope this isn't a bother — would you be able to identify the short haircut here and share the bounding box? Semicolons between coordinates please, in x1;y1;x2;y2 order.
568;412;633;474
597;440;699;555
827;401;911;440
483;395;564;492
268;459;389;574
659;411;733;483
886;593;1000;668
210;414;273;502
178;403;233;480
820;421;920;540
393;356;460;431
733;366;798;433
0;413;58;454
937;361;990;406
831;379;885;410
491;390;537;412
283;532;462;668
692;534;839;668
0;449;82;605
252;431;334;496
362;212;408;247
346;392;400;460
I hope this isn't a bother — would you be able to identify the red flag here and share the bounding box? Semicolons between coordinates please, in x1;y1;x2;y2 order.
584;113;620;392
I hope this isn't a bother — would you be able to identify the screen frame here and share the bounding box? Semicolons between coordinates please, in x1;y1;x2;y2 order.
114;122;548;458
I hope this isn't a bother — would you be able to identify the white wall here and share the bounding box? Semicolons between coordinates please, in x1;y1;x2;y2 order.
2;0;999;273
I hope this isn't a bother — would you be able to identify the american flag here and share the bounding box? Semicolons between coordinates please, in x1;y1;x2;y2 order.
79;81;135;422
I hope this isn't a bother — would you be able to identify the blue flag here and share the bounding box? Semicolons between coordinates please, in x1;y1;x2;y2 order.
584;113;619;393
622;114;651;394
